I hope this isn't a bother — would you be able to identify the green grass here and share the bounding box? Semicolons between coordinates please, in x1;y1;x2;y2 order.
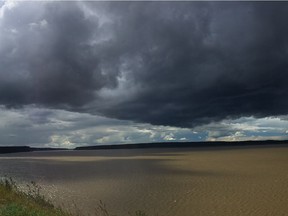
0;177;69;216
0;177;148;216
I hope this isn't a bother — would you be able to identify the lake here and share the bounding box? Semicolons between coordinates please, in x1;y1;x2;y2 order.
0;145;288;216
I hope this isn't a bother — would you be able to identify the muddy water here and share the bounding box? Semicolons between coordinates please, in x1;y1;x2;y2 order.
0;146;288;216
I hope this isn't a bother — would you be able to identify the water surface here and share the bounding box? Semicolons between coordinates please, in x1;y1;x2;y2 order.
0;146;288;215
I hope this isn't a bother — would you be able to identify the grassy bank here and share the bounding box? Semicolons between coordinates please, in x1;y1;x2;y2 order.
0;178;147;216
0;178;70;216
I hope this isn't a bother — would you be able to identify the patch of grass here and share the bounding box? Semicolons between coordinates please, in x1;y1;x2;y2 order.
0;203;47;216
0;177;149;216
0;177;71;216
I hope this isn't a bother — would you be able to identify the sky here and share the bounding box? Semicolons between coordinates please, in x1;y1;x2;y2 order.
0;1;288;148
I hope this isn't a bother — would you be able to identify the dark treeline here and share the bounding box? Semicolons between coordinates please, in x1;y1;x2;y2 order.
0;146;67;154
75;140;288;150
1;140;288;154
0;146;31;154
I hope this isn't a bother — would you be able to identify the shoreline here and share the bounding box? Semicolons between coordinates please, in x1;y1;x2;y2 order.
1;140;288;155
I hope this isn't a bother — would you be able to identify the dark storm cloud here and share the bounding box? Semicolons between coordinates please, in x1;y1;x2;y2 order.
1;1;288;127
0;1;119;107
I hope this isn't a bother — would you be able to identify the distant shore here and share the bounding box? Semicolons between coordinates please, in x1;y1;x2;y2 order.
1;140;288;154
75;140;288;151
0;146;68;154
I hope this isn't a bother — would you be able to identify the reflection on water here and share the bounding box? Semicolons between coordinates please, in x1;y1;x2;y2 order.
1;146;288;216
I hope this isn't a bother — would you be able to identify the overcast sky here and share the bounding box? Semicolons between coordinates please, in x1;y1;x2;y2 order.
0;1;288;148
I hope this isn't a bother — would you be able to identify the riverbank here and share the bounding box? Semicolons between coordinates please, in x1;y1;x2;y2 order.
0;178;70;216
0;178;147;216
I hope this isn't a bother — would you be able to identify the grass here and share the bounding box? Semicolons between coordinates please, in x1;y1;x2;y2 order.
0;177;69;216
0;177;148;216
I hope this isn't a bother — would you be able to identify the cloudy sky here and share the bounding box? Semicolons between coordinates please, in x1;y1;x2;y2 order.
0;1;288;148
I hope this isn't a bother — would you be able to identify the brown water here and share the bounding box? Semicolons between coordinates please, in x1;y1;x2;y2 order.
0;146;288;216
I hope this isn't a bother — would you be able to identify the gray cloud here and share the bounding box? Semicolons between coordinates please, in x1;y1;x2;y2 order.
195;116;288;142
0;106;287;147
0;2;288;128
0;1;119;107
0;106;197;147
